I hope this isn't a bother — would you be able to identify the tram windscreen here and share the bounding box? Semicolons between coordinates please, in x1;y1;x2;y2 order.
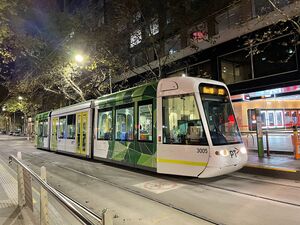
200;84;242;145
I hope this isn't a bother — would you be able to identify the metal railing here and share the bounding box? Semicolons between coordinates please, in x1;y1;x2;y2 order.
9;152;113;225
241;130;295;155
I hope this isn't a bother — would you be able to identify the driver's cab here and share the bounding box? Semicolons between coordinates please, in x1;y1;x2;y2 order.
156;76;210;177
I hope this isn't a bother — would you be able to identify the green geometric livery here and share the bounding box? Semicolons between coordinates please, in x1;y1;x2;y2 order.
97;82;158;170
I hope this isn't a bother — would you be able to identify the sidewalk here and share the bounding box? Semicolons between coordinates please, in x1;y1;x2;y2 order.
0;135;28;142
241;151;300;180
0;159;23;225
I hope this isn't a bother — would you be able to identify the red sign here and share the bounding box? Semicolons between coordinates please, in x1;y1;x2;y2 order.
191;31;207;41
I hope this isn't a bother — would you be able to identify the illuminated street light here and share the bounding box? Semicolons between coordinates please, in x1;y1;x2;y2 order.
75;54;84;63
18;96;23;100
2;107;6;111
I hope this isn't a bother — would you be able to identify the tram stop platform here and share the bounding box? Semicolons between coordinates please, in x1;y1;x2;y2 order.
241;151;300;180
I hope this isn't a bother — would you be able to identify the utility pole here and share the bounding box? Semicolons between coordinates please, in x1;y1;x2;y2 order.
13;112;16;131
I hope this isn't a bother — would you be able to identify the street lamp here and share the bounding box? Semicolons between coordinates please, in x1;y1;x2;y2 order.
75;54;84;63
18;96;23;100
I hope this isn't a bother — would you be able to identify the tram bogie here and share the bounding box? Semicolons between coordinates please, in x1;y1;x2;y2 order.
35;76;247;178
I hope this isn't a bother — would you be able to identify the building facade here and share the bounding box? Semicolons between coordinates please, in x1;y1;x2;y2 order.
111;0;300;135
59;0;300;147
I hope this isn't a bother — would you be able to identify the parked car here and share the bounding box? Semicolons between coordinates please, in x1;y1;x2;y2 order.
13;131;21;136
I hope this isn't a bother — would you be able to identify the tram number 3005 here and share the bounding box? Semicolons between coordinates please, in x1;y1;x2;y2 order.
197;148;208;154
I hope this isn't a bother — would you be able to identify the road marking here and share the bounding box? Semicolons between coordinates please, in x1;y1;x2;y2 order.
134;179;185;194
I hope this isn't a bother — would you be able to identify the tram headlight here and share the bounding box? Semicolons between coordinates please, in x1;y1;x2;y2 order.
219;149;229;157
240;146;247;154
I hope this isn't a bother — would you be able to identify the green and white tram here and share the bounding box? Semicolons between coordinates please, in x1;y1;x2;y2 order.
35;111;51;150
35;76;247;178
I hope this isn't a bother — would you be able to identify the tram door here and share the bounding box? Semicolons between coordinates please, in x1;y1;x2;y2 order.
51;117;58;151
76;112;88;155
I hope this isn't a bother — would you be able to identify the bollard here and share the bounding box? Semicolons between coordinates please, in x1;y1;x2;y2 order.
292;126;300;160
17;152;33;210
102;208;113;225
255;109;264;158
40;166;49;225
265;131;270;157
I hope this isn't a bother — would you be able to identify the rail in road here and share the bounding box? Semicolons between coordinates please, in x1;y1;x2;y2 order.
2;136;300;225
19;150;300;225
8;153;112;225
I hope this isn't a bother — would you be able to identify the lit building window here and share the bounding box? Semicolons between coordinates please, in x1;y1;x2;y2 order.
215;4;242;33
190;22;208;43
149;19;159;36
165;36;181;55
166;10;172;24
219;49;252;84
130;29;142;48
98;15;105;27
252;0;291;17
133;11;141;23
169;48;177;54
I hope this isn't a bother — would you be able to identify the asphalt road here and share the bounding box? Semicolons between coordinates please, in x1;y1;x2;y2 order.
0;135;300;225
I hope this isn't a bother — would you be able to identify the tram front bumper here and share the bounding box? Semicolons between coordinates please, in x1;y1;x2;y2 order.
198;145;248;178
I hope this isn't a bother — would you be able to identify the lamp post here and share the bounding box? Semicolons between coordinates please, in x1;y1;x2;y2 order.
2;107;7;133
5;116;9;134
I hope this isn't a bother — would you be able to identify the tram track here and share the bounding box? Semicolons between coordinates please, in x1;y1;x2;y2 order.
185;178;300;208
227;173;300;189
55;163;222;225
6;150;300;225
16;152;222;225
16;151;300;209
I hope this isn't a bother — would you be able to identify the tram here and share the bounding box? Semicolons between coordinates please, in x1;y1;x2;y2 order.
35;76;247;178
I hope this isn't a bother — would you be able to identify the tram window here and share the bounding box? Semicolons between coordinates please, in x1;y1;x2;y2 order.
98;110;113;140
292;111;298;125
138;103;153;142
275;111;283;127
59;116;67;139
67;114;76;139
268;111;274;127
43;121;48;137
115;106;134;141
200;83;242;145
261;111;266;127
38;122;43;137
284;111;292;127
162;95;208;145
247;109;257;131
